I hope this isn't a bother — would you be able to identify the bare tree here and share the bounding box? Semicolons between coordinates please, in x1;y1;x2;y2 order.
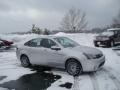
112;10;120;28
43;28;50;35
59;8;87;33
32;24;42;34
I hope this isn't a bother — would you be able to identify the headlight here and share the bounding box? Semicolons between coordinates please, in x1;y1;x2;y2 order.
83;53;94;59
83;53;103;59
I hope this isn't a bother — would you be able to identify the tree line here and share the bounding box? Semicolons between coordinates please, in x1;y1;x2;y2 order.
31;24;50;35
31;8;120;34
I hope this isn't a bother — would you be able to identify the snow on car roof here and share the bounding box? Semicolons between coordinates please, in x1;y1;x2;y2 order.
107;28;120;31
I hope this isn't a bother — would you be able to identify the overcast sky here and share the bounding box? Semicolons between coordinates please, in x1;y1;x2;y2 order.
0;0;120;33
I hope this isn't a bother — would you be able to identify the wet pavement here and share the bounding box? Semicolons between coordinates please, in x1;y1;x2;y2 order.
59;82;73;89
0;66;61;90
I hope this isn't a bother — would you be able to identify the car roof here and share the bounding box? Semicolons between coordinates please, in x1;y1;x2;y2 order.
107;28;120;31
37;35;66;39
28;35;64;40
17;35;66;45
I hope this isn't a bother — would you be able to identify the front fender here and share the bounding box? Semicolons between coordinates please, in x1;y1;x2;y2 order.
64;53;87;69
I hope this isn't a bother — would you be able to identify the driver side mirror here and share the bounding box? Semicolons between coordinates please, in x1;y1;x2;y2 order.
51;46;61;51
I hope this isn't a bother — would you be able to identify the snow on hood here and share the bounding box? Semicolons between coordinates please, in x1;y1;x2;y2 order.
99;31;114;37
72;45;102;55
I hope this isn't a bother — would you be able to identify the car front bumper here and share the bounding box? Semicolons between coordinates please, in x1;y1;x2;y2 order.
94;40;110;46
82;55;105;72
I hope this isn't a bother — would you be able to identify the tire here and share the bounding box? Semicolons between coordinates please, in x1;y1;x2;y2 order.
94;42;99;47
65;59;82;76
20;55;31;67
94;43;99;47
108;41;114;47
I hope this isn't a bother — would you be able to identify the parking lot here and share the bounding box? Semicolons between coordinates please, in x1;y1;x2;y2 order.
0;33;120;90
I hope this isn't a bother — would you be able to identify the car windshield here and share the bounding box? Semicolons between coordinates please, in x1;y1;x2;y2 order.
101;31;114;36
54;37;79;48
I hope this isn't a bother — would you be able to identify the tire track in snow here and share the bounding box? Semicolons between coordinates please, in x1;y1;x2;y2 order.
102;68;120;90
72;76;80;90
89;73;100;90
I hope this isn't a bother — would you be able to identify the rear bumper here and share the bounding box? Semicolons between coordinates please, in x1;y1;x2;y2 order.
82;55;105;72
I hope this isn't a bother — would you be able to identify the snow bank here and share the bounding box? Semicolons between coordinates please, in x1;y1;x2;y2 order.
55;33;96;47
54;32;66;36
0;33;96;47
0;34;39;42
0;34;39;45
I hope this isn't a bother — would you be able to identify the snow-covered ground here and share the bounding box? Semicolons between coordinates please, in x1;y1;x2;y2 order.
0;33;120;90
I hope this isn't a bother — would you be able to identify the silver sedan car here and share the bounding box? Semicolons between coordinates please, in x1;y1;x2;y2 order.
16;36;105;76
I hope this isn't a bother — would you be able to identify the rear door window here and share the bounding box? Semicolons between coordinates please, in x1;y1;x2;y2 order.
24;38;41;47
40;38;57;48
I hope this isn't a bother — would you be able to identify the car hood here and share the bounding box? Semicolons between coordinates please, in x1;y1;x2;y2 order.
70;45;102;55
97;33;113;37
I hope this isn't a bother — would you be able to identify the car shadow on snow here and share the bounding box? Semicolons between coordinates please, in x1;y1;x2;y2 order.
0;66;61;90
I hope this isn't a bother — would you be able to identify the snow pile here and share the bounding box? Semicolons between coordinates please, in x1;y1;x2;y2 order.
0;34;39;45
55;32;66;36
55;32;96;47
0;34;39;42
0;33;96;47
66;33;95;47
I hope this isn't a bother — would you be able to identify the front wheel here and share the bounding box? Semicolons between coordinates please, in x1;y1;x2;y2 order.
20;55;31;67
66;59;82;76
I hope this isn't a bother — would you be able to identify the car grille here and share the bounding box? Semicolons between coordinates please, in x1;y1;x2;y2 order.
96;36;108;41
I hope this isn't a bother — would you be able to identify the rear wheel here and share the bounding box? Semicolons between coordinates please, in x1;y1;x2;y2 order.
20;55;31;67
66;59;82;76
94;42;99;47
94;43;99;47
108;40;114;47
